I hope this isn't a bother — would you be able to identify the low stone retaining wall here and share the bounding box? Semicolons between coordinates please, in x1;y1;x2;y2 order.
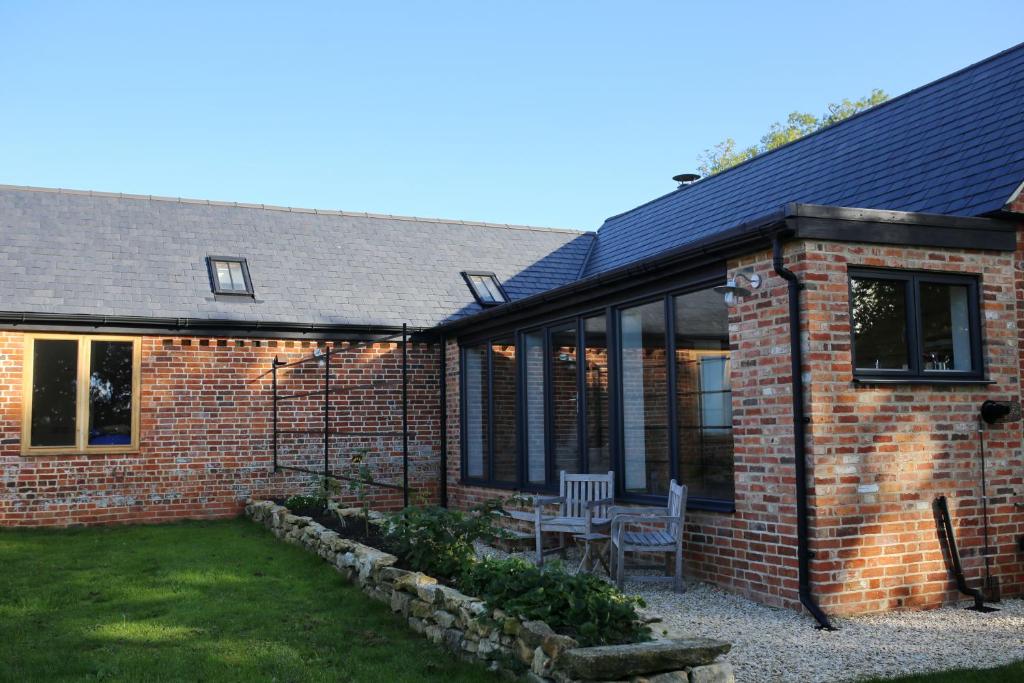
245;499;733;682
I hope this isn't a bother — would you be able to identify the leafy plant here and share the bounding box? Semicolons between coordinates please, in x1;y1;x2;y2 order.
348;453;375;531
384;499;508;580
283;494;326;517
459;557;650;647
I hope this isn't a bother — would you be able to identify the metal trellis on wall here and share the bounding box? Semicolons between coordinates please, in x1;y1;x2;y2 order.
270;323;410;507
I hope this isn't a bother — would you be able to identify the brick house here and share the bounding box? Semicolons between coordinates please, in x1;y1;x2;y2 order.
4;43;1024;620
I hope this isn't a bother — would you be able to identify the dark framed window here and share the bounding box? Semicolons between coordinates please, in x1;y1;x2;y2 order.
849;268;983;382
461;271;509;306
207;256;254;296
458;279;735;511
460;337;517;487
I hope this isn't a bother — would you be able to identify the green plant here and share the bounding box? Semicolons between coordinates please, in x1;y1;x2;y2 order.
384;499;508;580
347;447;375;529
283;494;325;517
459;557;650;646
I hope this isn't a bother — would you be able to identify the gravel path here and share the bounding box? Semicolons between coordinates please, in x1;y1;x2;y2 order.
475;542;1024;681
636;580;1024;682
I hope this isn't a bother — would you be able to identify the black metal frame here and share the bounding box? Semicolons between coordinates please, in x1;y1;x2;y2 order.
848;267;985;383
460;271;510;307
206;256;255;296
271;323;411;507
458;269;736;513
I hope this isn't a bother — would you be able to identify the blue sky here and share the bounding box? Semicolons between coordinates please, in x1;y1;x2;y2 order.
1;2;1020;230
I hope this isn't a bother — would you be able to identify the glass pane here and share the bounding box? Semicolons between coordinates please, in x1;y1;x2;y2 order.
31;339;79;447
584;315;610;474
470;275;498;303
88;341;135;446
491;337;517;483
675;288;734;501
619;300;669;496
463;345;489;478
851;278;909;371
524;331;546;485
227;261;246;290
920;282;972;372
480;276;505;303
551;323;579;474
215;262;232;289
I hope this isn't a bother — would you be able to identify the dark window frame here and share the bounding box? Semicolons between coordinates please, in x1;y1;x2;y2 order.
459;337;520;490
461;271;510;307
457;271;736;512
207;256;255;296
848;267;985;383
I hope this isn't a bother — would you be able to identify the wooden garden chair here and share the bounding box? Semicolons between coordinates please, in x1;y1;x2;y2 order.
532;471;614;565
609;480;687;592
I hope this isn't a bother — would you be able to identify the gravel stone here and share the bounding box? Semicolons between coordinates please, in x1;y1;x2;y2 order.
475;540;1024;681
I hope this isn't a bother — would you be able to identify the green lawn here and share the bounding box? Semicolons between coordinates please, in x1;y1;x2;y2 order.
0;519;496;683
866;661;1024;683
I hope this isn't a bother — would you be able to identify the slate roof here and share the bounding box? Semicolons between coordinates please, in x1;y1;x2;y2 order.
583;42;1024;276
0;185;593;329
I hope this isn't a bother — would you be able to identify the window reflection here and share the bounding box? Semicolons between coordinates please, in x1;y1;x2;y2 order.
674;289;734;502
619;300;670;496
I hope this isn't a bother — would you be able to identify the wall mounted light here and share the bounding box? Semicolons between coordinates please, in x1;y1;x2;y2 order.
713;272;762;306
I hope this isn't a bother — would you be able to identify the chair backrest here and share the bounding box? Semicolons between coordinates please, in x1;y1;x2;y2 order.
559;470;615;519
666;480;688;539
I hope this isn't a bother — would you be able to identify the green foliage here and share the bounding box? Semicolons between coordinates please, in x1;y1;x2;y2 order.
384;499;508;580
459;557;651;647
283;493;325;517
347;447;375;526
697;89;889;176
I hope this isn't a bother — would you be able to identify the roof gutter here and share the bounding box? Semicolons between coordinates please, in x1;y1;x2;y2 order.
0;311;425;340
432;208;789;336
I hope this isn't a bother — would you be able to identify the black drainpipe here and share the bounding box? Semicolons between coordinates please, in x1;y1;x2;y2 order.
772;234;836;631
439;334;449;508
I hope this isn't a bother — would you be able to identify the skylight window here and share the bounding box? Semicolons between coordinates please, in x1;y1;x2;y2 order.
462;271;509;306
207;257;253;296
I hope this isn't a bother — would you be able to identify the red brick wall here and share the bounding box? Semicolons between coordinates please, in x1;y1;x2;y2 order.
0;332;440;527
445;234;1024;616
796;239;1023;615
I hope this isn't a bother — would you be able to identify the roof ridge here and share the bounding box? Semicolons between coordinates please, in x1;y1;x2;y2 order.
0;183;588;236
598;40;1024;229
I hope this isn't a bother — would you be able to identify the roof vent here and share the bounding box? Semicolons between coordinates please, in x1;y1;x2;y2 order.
673;173;701;188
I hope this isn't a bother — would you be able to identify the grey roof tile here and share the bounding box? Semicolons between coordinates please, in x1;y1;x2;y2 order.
0;186;593;329
585;43;1024;275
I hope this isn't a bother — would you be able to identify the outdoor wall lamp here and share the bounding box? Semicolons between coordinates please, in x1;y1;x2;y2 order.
714;272;762;305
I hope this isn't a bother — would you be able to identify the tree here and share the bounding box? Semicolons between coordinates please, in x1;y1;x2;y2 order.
696;89;889;176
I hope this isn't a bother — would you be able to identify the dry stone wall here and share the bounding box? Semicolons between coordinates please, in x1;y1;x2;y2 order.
245;499;734;683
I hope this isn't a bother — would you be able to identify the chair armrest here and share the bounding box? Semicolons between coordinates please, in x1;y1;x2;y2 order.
532;495;564;509
584;497;615;510
610;513;680;542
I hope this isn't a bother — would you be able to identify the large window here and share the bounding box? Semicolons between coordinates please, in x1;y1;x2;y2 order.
23;335;141;454
674;289;733;502
619;300;670;497
461;338;517;485
849;269;982;381
584;316;610;474
459;281;736;510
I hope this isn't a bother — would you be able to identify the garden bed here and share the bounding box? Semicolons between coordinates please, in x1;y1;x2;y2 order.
247;498;733;683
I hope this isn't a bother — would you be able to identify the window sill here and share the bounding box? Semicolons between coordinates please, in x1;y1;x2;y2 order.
21;446;140;457
852;377;995;386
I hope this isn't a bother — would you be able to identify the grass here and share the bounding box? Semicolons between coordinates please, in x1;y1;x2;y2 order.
864;661;1024;682
0;518;497;682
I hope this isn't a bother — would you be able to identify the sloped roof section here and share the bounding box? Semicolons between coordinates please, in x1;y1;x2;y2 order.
0;185;593;329
584;42;1024;276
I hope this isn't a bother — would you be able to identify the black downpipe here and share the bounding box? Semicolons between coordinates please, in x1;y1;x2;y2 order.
772;235;836;631
439;335;449;508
